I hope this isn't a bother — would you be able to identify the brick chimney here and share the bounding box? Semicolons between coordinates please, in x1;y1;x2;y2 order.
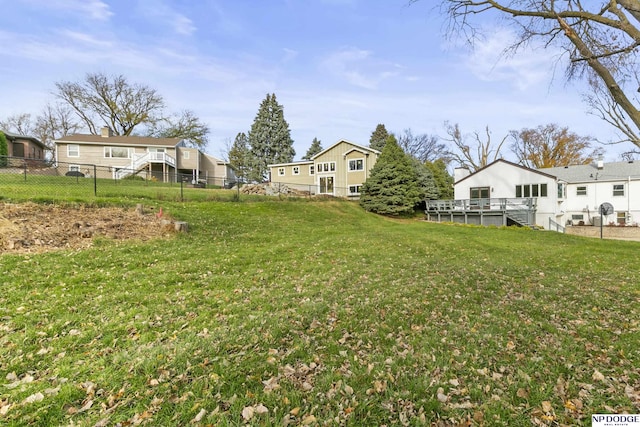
101;127;113;138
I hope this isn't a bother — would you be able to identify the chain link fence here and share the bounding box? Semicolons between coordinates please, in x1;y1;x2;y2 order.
0;156;236;201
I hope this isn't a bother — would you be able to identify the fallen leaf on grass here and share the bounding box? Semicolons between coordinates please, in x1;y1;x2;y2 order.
592;370;605;382
23;392;44;404
0;402;12;416
541;401;553;413
301;414;317;425
191;408;206;423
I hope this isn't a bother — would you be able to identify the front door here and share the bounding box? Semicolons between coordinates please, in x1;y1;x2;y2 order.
319;176;334;195
470;187;490;209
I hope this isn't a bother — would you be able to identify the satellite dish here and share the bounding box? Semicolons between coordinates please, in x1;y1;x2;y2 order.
600;202;614;216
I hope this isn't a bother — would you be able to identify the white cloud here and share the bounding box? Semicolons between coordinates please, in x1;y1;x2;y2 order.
138;0;196;36
321;47;400;89
30;0;113;21
464;28;564;91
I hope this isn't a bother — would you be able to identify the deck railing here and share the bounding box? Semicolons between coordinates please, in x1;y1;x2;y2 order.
426;197;536;212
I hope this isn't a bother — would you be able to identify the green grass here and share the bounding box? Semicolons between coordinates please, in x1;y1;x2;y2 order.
0;185;639;426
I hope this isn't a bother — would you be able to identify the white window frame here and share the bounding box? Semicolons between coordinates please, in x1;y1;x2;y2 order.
278;167;285;176
613;184;625;196
348;158;364;171
69;165;80;172
67;144;80;158
104;146;131;159
318;175;335;195
309;165;315;175
318;162;336;172
292;166;300;175
349;185;362;195
576;186;587;196
183;151;190;159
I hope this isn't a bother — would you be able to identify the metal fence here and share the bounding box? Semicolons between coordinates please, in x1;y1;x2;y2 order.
267;180;361;198
0;156;236;201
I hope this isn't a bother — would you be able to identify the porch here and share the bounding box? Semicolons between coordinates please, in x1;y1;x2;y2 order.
115;152;176;182
425;198;537;227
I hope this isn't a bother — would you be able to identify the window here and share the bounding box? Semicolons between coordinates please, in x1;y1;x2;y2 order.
557;183;566;199
348;159;364;171
104;146;131;158
616;211;627;225
183;151;190;159
349;185;362;194
309;165;315;175
613;184;625;196
470;187;489;199
68;144;79;157
318;162;335;172
516;184;548;198
69;165;80;172
278;167;285;176
293;166;300;175
319;176;334;194
470;187;490;209
576;186;587;196
571;214;584;221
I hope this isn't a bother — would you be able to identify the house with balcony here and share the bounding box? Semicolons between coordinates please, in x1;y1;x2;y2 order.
425;158;640;230
268;139;380;197
54;127;235;186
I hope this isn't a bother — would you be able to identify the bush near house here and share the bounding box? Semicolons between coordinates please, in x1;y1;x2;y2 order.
0;131;8;167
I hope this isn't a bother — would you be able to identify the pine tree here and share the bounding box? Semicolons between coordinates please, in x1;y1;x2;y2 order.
248;94;295;182
411;157;439;201
228;132;251;182
360;135;422;216
424;159;454;199
303;137;323;160
0;131;8;167
369;124;389;151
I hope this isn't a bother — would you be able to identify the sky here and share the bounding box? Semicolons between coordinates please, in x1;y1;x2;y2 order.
0;0;630;162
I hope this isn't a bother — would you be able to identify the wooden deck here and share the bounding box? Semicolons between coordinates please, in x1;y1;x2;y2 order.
425;198;537;227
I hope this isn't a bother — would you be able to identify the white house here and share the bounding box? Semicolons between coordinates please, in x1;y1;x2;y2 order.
426;159;640;229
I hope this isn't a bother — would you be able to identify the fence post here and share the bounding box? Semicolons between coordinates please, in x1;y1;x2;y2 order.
180;180;184;202
23;161;27;182
93;165;97;196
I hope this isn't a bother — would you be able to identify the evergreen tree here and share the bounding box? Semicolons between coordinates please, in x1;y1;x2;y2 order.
411;157;439;202
360;135;422;216
303;137;323;160
0;131;8;167
425;159;454;199
248;93;295;182
369;124;389;151
228;132;251;182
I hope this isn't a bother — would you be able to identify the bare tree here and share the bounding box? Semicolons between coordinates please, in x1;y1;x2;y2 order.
54;72;165;136
0;113;35;136
510;123;604;168
34;103;83;152
443;122;507;172
397;128;449;163
147;110;210;148
411;0;640;150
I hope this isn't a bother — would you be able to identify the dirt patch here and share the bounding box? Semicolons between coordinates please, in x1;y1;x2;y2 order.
0;202;176;254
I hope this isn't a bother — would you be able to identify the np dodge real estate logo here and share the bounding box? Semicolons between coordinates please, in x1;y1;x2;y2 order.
592;414;640;427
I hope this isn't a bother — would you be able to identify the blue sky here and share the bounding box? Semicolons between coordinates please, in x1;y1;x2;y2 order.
0;0;627;161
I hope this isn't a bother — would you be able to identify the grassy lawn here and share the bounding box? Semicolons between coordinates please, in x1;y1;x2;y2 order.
0;186;639;426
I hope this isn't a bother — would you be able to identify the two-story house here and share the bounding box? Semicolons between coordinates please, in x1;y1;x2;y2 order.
54;127;235;186
268;139;380;198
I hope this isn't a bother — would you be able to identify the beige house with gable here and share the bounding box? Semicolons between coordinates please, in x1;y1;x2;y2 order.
269;139;380;197
55;127;235;186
